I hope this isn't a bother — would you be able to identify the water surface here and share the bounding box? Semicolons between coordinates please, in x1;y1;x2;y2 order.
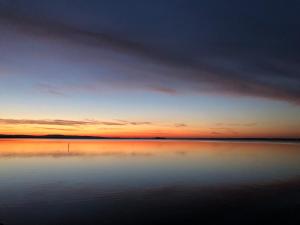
0;139;300;225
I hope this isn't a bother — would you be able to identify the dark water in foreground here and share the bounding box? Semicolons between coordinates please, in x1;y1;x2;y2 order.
0;139;300;225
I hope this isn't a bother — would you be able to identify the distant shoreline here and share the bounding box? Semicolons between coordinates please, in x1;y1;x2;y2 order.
0;134;299;142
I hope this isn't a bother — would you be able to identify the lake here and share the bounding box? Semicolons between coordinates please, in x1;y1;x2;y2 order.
0;139;300;225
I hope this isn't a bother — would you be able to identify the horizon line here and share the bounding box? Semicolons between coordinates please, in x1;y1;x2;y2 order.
0;134;299;142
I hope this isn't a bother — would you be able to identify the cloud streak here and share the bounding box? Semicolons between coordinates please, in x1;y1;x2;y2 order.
174;123;187;128
0;118;152;127
0;1;300;104
0;119;94;126
215;123;257;127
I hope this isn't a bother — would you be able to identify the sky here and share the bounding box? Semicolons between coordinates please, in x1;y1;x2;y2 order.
0;0;300;138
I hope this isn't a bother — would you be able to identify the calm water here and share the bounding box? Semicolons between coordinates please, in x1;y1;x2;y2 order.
0;139;300;225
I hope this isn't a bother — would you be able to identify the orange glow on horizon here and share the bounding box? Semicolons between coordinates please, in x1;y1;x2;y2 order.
0;123;299;138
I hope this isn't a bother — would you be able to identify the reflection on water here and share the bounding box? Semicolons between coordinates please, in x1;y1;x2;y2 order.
0;139;300;224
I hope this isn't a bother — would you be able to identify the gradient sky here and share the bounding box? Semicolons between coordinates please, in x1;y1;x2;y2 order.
0;0;300;138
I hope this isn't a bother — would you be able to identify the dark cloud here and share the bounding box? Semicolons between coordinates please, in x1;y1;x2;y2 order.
1;1;300;104
0;119;94;126
100;121;126;126
129;122;152;125
175;123;187;128
0;118;152;126
216;123;257;127
115;120;152;126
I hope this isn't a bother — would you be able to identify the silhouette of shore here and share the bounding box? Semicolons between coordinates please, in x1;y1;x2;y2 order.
0;134;299;142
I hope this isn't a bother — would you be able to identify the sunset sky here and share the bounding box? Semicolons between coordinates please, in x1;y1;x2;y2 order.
0;0;300;138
